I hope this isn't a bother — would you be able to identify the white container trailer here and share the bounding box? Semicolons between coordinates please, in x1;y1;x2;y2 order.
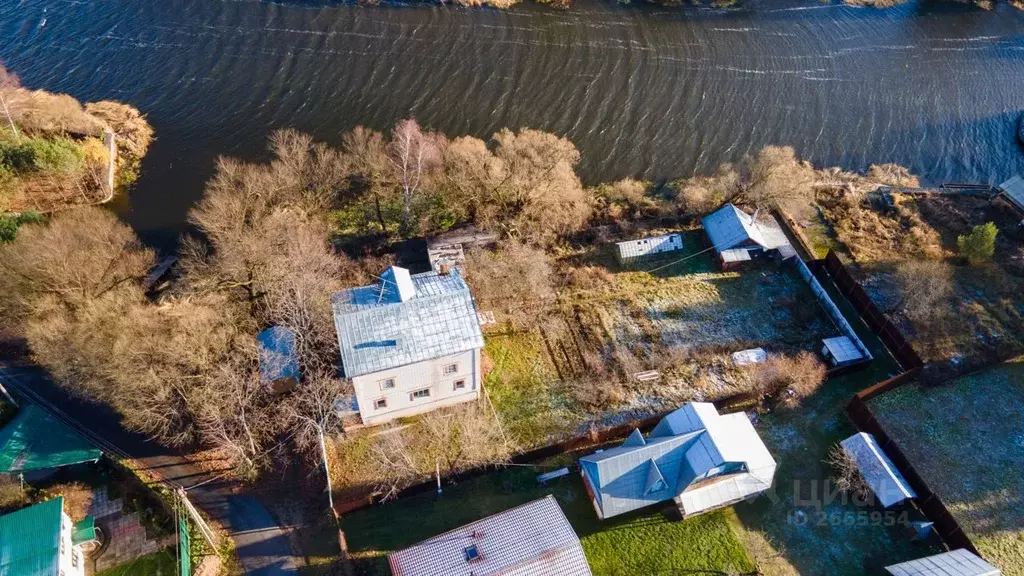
614;233;684;264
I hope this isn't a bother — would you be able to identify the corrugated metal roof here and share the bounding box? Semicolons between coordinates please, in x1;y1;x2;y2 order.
257;326;300;384
840;432;916;508
580;403;777;519
998;174;1024;212
0;497;63;576
614;234;684;260
332;268;484;378
823;336;866;364
701;204;792;254
885;549;1001;576
387;496;592;576
0;405;102;473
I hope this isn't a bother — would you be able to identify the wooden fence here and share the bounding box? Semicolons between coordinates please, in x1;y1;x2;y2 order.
820;250;924;371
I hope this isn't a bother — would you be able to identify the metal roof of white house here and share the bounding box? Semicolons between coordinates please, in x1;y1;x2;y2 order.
332;267;484;378
701;204;792;254
823;336;866;364
388;496;592;576
885;549;1001;576
840;432;916;508
580;403;776;519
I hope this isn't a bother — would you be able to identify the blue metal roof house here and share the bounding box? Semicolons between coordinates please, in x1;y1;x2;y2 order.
701;204;796;269
258;326;300;394
331;266;485;426
579;402;777;519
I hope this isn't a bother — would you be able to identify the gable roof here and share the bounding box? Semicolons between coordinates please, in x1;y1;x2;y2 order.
701;204;792;254
885;549;1000;576
332;268;484;378
840;432;916;508
387;496;592;576
0;405;102;473
0;497;64;576
580;402;776;518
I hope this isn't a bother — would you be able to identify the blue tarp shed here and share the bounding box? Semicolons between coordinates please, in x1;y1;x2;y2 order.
258;326;300;393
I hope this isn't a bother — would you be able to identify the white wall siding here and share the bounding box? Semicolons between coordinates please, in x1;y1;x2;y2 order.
60;512;86;576
353;348;481;425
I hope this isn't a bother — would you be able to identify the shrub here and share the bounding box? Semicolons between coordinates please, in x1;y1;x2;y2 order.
43;482;93;521
0;216;16;244
0;137;83;174
826;443;870;497
957;222;998;265
750;351;827;405
0;476;25;513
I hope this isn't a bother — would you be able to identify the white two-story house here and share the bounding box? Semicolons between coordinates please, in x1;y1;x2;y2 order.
332;266;485;426
0;496;95;576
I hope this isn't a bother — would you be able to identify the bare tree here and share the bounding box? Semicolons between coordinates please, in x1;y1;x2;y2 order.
386;119;445;234
0;207;154;321
464;242;555;329
0;62;20;141
281;370;348;513
893;259;954;326
343;126;392;232
490;128;590;242
740;146;816;219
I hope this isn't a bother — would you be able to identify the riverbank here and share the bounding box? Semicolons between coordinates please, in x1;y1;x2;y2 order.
0;65;152;220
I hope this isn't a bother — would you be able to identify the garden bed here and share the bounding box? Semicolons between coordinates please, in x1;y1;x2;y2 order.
485;230;837;443
868;356;1024;575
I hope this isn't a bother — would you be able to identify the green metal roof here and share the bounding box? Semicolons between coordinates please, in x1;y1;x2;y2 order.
71;516;96;546
0;404;102;473
0;496;63;576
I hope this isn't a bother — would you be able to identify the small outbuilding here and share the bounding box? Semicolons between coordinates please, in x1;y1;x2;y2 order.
885;549;1000;576
701;204;796;268
614;233;684;264
996;174;1024;216
821;336;866;367
840;432;916;508
258;326;300;394
388;496;592;576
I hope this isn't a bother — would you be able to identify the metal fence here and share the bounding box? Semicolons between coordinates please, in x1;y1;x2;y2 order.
846;383;980;556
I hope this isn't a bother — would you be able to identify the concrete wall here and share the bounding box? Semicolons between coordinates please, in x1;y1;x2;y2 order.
353;348;481;426
792;258;873;362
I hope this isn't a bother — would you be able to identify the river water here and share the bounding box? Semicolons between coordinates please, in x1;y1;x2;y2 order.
1;0;1023;245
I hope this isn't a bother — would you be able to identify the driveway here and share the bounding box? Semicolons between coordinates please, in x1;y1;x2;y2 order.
0;364;298;575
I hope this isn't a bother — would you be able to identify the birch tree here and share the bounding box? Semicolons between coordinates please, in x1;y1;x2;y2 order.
0;63;20;141
386;119;444;234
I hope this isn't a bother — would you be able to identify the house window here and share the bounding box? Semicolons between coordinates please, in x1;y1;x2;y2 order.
464;544;480;562
442;363;458;376
378;378;396;391
452;379;466;391
71;551;79;568
410;388;431;401
373;398;387;410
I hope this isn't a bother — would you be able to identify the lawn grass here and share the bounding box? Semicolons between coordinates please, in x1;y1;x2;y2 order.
869;356;1024;575
731;265;941;575
339;460;754;576
483;329;577;446
95;549;176;576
